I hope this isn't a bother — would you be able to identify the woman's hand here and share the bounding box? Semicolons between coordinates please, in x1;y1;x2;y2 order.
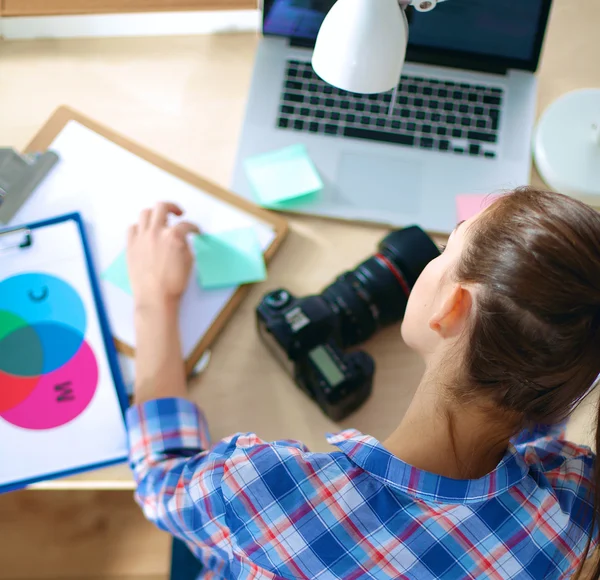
127;202;200;312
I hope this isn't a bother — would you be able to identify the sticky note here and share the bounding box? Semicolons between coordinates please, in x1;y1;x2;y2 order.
193;227;267;289
244;144;323;207
102;251;132;295
456;194;500;222
266;190;321;211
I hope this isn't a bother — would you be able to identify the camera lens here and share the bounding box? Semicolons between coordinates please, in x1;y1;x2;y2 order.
379;226;442;289
321;226;440;348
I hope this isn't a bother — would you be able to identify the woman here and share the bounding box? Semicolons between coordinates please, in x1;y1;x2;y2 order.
127;187;600;579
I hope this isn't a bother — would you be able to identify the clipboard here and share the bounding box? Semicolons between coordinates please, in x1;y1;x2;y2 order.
0;212;129;493
15;106;289;375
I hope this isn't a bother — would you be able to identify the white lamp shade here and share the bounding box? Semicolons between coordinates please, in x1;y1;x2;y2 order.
312;0;409;94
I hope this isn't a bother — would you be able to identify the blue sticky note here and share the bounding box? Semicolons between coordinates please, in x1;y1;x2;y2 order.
244;144;323;207
103;251;132;295
193;227;267;289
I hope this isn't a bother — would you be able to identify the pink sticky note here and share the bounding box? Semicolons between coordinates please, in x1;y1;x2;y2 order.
456;194;499;222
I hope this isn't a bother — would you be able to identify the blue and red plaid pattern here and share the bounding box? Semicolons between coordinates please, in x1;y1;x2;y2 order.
127;398;597;579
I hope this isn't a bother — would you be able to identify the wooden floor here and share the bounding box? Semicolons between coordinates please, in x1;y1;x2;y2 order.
0;490;170;580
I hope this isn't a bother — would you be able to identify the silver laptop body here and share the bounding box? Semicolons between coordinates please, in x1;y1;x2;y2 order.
232;0;553;233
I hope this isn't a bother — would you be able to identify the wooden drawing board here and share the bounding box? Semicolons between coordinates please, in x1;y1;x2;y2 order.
19;106;288;375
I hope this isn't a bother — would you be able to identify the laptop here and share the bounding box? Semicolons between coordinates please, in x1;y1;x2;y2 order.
231;0;553;233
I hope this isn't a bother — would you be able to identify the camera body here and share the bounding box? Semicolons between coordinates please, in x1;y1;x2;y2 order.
256;226;440;421
257;290;375;421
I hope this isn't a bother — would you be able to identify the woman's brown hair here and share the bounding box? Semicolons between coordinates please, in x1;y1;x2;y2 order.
454;187;600;576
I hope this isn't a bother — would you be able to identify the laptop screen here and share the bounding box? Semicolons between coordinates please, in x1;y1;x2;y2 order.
262;0;552;73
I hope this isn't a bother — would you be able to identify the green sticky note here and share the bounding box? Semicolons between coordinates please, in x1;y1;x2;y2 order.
103;251;132;295
193;227;267;289
244;144;323;207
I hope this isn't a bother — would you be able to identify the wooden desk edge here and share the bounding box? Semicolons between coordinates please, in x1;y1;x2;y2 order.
27;463;135;491
30;480;135;491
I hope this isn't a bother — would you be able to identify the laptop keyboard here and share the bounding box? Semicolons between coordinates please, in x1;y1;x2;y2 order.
277;60;504;158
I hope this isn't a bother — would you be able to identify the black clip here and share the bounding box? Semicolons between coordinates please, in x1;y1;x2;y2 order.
0;227;33;254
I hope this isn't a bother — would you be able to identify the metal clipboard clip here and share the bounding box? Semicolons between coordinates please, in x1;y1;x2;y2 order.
0;149;59;225
0;227;33;254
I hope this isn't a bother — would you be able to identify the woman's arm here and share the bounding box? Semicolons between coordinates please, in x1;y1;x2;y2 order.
126;203;218;543
133;302;187;403
127;202;198;404
124;204;312;565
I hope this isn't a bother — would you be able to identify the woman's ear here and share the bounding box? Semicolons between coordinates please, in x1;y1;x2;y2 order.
429;284;472;339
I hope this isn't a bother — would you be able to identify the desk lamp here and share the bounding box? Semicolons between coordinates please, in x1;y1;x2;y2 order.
533;89;600;207
312;0;443;95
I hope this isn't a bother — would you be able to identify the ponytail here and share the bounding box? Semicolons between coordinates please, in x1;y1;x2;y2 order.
451;188;600;575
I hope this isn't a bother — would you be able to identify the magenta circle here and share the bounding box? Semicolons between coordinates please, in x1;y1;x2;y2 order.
0;340;98;430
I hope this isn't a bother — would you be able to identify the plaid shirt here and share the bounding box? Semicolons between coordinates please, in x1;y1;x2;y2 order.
127;398;596;579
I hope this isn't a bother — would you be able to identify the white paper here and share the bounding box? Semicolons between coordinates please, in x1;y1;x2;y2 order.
13;121;277;358
0;220;128;487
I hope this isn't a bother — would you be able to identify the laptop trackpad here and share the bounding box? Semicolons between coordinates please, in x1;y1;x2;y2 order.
336;152;423;214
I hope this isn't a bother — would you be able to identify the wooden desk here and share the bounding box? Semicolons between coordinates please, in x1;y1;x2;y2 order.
1;0;598;490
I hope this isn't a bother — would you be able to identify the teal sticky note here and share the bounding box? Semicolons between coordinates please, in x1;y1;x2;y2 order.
244;144;323;207
193;227;267;289
103;251;132;295
266;190;322;211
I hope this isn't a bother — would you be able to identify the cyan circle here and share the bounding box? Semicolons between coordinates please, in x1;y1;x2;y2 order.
0;273;86;337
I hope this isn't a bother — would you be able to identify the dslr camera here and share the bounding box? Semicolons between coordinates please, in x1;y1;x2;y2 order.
256;226;440;421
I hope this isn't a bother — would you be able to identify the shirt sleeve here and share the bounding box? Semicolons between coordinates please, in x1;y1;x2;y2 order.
126;398;225;548
126;397;310;558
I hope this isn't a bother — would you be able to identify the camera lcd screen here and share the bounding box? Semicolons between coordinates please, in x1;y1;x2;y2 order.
308;346;344;387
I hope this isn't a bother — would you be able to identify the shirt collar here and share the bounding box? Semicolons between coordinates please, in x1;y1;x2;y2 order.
327;429;529;504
